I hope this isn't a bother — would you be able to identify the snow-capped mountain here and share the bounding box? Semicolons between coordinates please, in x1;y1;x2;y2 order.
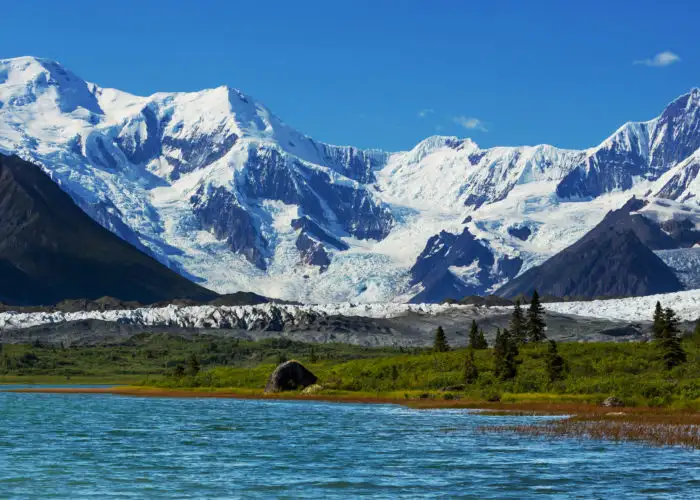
1;56;699;303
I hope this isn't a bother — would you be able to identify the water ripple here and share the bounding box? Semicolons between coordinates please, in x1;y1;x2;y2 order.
1;389;699;498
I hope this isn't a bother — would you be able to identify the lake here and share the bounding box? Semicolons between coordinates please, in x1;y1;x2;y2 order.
1;388;698;498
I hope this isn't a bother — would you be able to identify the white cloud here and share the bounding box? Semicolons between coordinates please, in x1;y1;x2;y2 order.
418;108;434;118
634;51;681;67
453;115;487;132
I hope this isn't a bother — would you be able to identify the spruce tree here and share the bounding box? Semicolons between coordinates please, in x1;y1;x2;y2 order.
464;348;478;384
526;290;547;342
657;306;686;370
545;340;566;383
186;353;200;377
468;320;479;348
433;326;450;353
494;327;519;380
510;299;526;344
660;331;687;370
652;301;666;339
475;329;488;349
664;307;680;338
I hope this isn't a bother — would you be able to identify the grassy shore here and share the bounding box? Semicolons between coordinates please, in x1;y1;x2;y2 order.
3;333;699;448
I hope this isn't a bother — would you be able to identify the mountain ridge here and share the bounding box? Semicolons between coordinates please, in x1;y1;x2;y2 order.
1;56;699;303
0;153;217;305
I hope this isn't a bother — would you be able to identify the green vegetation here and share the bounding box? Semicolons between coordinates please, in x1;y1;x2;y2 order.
526;290;547;342
468;320;488;349
0;334;406;383
463;348;478;384
493;328;519;381
545;340;566;382
2;302;699;410
433;326;449;352
510;299;526;344
150;338;700;409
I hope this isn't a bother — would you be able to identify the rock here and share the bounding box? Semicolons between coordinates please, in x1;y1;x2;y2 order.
601;396;625;408
264;360;317;393
440;384;466;392
301;384;324;394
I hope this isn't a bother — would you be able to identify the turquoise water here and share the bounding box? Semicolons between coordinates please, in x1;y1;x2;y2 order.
1;389;699;498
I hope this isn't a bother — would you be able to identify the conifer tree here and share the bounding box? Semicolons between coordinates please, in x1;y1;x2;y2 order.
468;320;488;349
186;353;200;377
494;327;519;380
433;326;450;353
510;299;526;344
526;290;547;342
660;330;686;370
656;306;686;369
652;301;666;339
475;329;488;349
664;307;680;338
464;348;478;384
468;320;479;348
545;340;566;383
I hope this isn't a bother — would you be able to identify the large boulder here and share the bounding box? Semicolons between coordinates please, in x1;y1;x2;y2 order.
265;360;318;393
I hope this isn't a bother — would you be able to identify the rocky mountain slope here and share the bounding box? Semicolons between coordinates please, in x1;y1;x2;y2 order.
0;153;216;305
496;200;684;298
1;56;699;302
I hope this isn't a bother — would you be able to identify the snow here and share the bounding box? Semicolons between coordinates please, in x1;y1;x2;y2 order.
0;288;697;332
544;289;700;322
0;303;479;332
1;56;700;303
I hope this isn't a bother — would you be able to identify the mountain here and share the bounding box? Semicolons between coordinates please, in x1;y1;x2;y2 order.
0;153;216;305
0;56;699;303
496;202;684;299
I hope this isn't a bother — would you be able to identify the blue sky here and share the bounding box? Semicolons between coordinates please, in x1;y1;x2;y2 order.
1;0;697;151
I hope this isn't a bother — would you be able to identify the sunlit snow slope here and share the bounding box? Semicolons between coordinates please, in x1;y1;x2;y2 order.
1;56;700;303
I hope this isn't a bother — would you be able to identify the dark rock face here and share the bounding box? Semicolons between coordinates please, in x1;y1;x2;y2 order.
190;185;268;269
115;106;163;165
296;233;331;271
497;256;523;278
655;159;700;202
409;228;523;303
507;225;531;241
191;144;392;270
557;89;700;200
649;89;700;168
163;127;238;180
660;218;700;247
238;146;393;242
497;208;684;299
265;360;318;393
410;227;526;303
410;228;493;303
291;217;349;251
319;143;387;184
556;128;650;199
0;154;216;306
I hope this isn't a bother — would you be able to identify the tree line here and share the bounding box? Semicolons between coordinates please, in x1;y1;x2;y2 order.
434;291;690;387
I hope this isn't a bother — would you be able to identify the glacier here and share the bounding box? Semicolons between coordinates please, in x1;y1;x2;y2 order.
0;288;698;333
1;56;700;303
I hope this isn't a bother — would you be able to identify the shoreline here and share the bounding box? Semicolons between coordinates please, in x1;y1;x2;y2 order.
8;386;699;448
3;385;687;414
